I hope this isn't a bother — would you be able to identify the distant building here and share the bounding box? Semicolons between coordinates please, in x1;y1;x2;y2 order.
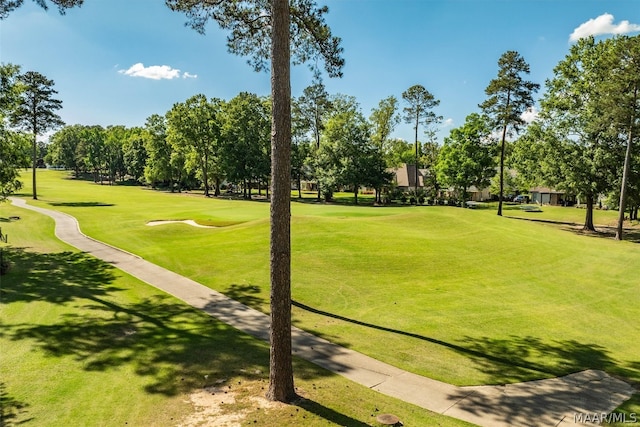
467;185;492;202
529;187;574;205
391;164;428;191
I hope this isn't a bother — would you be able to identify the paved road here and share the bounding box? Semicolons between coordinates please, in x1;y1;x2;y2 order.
11;198;636;427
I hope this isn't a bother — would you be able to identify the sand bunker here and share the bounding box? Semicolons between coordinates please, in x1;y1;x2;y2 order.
146;220;216;228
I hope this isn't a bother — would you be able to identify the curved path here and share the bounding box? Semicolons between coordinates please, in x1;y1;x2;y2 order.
11;198;636;427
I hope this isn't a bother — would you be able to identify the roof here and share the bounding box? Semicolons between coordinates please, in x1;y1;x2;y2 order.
530;186;564;194
392;164;427;188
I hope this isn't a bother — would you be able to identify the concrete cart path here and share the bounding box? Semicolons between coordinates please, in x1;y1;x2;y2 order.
11;198;636;427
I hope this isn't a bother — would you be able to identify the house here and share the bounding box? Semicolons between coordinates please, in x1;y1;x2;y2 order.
392;164;428;191
392;163;494;201
467;185;492;202
530;186;570;205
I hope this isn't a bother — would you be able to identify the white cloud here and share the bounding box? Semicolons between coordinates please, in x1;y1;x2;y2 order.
569;13;640;42
118;63;196;80
183;71;198;79
443;118;454;127
521;107;538;124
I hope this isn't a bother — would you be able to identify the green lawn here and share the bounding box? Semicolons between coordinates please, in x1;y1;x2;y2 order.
0;193;471;426
4;170;639;422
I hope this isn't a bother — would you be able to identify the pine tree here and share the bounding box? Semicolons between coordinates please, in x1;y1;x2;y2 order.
480;51;539;216
11;71;64;199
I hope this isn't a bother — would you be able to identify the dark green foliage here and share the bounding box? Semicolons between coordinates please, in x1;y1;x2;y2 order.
534;37;626;230
0;0;83;19
10;71;64;137
436;113;497;203
165;0;343;77
480;51;539;216
402;84;442;193
10;70;64;199
0;63;29;199
315;95;389;204
166;94;224;196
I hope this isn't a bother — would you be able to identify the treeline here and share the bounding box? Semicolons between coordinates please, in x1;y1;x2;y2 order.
511;35;640;236
8;34;640;237
46;89;427;204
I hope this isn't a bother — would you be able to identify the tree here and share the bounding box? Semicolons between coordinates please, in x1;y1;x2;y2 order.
384;138;413;168
144;114;173;189
420;129;441;200
81;125;105;184
11;71;64;199
290;97;313;198
369;96;399;202
370;96;400;149
166;94;223;197
103;125;127;184
316;95;375;204
0;63;29;200
539;37;622;231
601;36;640;240
0;130;29;200
294;80;332;199
0;0;83;19
47;124;85;176
167;0;343;402
402;85;441;193
480;51;539;216
220;92;270;198
122;127;148;183
436;113;497;204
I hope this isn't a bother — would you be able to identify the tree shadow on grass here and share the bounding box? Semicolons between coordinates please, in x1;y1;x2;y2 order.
48;202;114;207
225;283;265;308
1;248;122;304
0;382;32;427
504;215;580;227
295;398;370;426
444;337;639;426
561;225;640;243
1;248;331;399
292;300;640;386
505;215;640;243
459;335;639;385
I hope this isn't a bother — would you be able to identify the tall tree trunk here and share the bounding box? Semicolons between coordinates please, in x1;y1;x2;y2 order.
497;123;507;216
266;0;295;403
32;133;38;200
584;193;596;231
203;154;210;197
315;119;321;201
615;86;637;240
615;128;634;240
414;113;419;195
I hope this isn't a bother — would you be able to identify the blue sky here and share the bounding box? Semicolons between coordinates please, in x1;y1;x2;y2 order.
2;0;640;143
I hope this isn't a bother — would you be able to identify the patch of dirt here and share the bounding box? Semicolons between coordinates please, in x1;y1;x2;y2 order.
177;380;282;427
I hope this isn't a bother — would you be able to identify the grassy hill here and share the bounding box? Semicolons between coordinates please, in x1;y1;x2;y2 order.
0;181;471;427
10;171;640;385
11;170;639;390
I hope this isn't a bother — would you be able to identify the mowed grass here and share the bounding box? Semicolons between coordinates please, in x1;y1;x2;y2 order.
0;197;472;426
14;170;640;390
